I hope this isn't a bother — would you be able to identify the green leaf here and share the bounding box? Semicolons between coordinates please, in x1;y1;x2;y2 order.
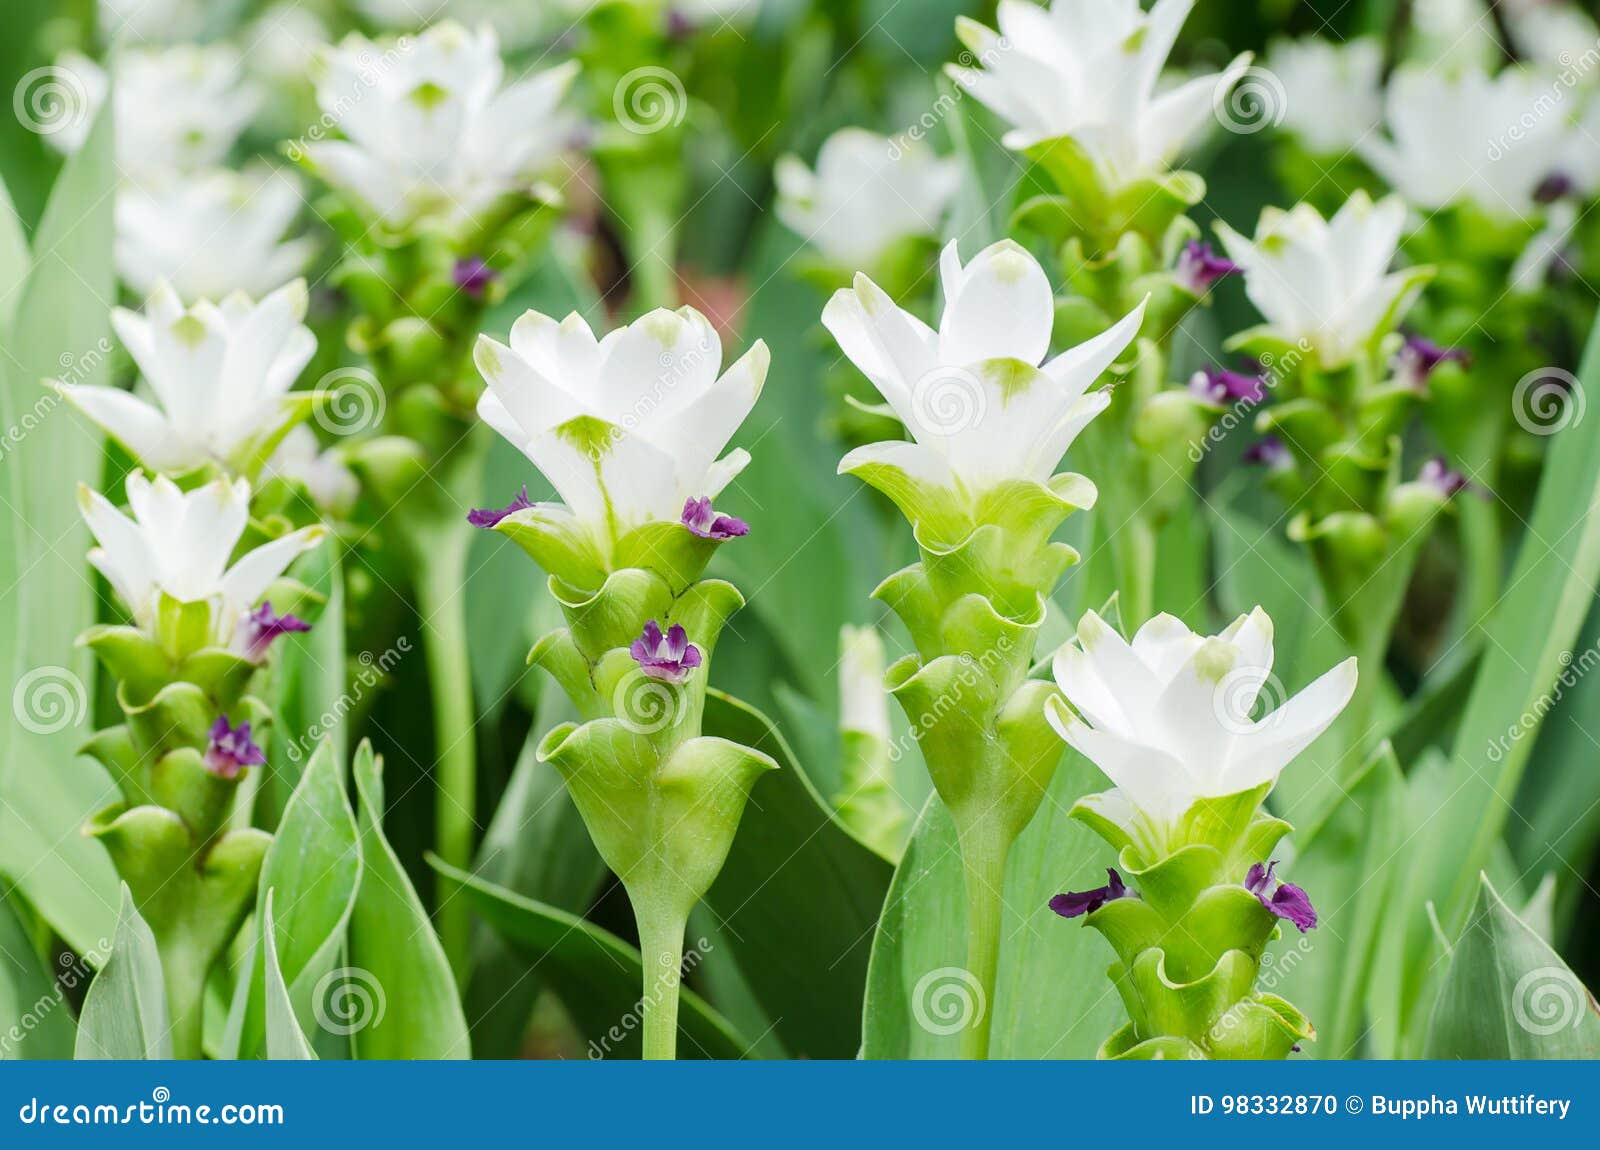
432;858;751;1060
74;886;169;1060
862;752;1125;1058
0;102;119;958
223;740;361;1059
1393;320;1600;1046
346;741;470;1058
1424;875;1600;1058
699;691;894;1059
1271;741;1403;1058
261;892;315;1061
0;889;75;1059
263;546;347;827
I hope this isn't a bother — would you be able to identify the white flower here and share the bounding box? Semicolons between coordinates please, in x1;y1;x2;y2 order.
839;624;890;743
1047;608;1357;827
79;471;325;643
775;128;961;270
823;239;1144;494
1215;192;1426;368
247;4;331;85
47;46;259;181
303;22;579;228
98;0;209;46
1268;36;1383;155
58;280;317;475
946;0;1250;189
264;426;360;514
474;307;768;540
1506;0;1600;78
116;167;316;301
1358;64;1570;220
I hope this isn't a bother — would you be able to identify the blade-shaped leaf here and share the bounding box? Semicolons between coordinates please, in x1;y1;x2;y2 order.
862;752;1125;1058
0;889;75;1059
700;690;894;1059
223;740;361;1059
74;886;169;1060
1424;874;1600;1058
261;891;315;1061
264;545;347;827
432;858;751;1060
346;740;470;1058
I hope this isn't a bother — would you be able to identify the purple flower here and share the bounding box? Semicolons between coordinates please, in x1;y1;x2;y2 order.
468;485;534;529
453;257;498;299
1418;456;1470;499
1534;172;1577;204
1392;333;1469;392
1049;868;1134;919
205;716;266;779
1243;435;1292;471
630;620;703;682
235;601;312;662
681;496;749;540
1175;241;1241;295
1189;365;1268;406
1244;861;1317;932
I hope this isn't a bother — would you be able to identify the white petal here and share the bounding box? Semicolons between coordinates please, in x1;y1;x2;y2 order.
218;526;328;631
1046;695;1195;823
937;240;1054;367
1223;656;1358;795
1040;297;1146;400
59;385;196;472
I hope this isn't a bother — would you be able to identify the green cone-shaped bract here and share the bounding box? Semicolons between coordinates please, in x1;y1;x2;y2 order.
1070;785;1314;1060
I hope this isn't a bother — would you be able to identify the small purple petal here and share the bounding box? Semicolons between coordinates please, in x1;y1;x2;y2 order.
1243;435;1292;471
1049;868;1133;919
1392;333;1469;392
1534;171;1576;204
630;619;702;682
453;256;498;299
235;600;312;662
205;715;266;779
468;485;534;529
682;496;750;540
1176;241;1241;295
1244;860;1318;932
1419;456;1470;499
1189;365;1268;406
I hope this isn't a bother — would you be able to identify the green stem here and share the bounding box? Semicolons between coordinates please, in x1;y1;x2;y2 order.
164;948;207;1060
1457;492;1502;631
415;533;476;981
1118;513;1157;631
635;901;688;1061
955;819;1011;1061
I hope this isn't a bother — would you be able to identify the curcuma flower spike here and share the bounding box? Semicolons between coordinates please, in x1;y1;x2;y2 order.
474;304;776;1060
946;0;1249;193
828;238;1146;1058
1046;607;1354;1059
301;23;579;230
56;279;320;478
474;305;768;588
1215;192;1429;370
